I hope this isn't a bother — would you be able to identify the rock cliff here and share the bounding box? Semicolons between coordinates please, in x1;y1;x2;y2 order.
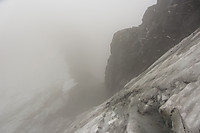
64;28;200;133
105;0;200;92
63;1;200;132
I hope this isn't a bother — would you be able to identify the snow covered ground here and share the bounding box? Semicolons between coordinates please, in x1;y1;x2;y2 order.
0;80;77;133
65;29;200;133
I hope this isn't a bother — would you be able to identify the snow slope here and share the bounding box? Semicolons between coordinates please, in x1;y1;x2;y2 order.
65;28;200;133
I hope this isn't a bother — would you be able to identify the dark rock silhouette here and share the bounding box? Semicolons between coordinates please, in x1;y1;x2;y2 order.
105;0;200;93
65;27;200;133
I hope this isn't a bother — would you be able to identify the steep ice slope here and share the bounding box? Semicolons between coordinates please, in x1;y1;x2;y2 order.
64;29;200;133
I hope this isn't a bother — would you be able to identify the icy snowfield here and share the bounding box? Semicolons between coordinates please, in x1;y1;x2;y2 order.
0;44;76;133
65;29;200;133
0;83;72;133
0;39;77;133
0;81;75;133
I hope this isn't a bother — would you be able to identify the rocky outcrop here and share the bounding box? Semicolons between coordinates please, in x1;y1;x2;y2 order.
105;0;200;92
64;28;200;133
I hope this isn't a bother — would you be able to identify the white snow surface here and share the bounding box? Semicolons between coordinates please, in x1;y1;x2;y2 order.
64;28;200;133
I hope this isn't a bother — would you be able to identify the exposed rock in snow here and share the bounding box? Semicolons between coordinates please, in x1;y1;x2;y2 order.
64;29;200;133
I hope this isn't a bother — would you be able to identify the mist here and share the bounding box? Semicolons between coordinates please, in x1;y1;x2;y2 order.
0;0;156;80
0;0;156;132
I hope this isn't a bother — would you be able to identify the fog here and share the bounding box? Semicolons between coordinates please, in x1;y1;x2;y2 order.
0;0;156;132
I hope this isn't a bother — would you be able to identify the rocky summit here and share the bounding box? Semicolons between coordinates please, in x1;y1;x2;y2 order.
105;0;200;92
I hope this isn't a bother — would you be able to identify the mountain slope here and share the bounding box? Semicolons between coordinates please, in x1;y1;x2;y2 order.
105;0;200;92
64;28;200;133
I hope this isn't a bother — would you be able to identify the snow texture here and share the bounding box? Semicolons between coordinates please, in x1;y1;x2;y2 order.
64;28;200;133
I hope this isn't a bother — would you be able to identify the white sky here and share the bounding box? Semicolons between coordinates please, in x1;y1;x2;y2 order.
0;0;156;98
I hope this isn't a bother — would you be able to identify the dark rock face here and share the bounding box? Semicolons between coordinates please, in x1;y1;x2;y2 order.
65;29;200;133
105;0;200;92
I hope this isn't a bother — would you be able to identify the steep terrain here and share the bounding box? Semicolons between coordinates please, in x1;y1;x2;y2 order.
105;0;200;92
0;84;73;133
64;28;200;133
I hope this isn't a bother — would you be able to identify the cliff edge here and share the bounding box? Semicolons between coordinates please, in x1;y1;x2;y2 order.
64;28;200;133
105;0;200;92
63;1;200;132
